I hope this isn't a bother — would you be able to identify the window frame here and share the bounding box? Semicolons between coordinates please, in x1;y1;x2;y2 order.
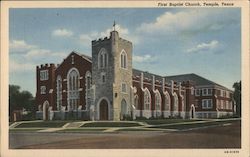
40;86;46;94
40;70;49;81
202;99;213;109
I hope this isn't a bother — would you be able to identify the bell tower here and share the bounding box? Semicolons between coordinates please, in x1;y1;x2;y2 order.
91;23;133;121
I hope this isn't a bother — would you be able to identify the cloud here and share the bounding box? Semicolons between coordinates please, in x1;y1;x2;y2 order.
9;59;35;72
79;24;139;45
25;49;66;59
52;28;73;37
10;40;37;53
187;40;219;53
9;39;67;72
133;54;157;63
136;9;239;36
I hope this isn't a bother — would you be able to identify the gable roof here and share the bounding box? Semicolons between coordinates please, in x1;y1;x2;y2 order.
72;51;92;63
132;69;163;82
56;51;92;69
165;73;232;91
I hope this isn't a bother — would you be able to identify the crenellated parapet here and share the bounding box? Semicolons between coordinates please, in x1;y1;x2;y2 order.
37;63;56;70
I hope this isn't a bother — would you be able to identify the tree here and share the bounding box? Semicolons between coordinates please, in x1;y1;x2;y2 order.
9;85;35;121
233;81;241;117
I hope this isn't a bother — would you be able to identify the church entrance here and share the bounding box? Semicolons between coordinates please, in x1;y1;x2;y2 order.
121;99;127;120
43;101;49;120
99;99;109;120
191;105;195;119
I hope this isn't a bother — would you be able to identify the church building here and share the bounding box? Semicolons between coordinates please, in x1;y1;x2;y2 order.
35;26;235;121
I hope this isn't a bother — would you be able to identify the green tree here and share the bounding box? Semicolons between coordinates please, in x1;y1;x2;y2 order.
9;85;35;121
233;81;241;117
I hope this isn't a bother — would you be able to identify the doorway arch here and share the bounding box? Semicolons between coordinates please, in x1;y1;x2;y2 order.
190;104;195;119
43;101;50;120
121;99;127;120
98;98;109;120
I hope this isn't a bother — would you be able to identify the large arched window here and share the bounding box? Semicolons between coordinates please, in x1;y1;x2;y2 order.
98;48;108;69
134;95;139;109
165;92;171;111
67;68;80;110
56;75;62;111
173;93;179;111
144;88;151;110
120;50;127;69
155;91;161;111
85;71;92;90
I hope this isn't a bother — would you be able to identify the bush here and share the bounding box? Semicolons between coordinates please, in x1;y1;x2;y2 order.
123;114;133;121
135;116;148;120
22;112;36;121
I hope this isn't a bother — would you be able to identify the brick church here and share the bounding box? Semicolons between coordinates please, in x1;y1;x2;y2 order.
36;26;235;121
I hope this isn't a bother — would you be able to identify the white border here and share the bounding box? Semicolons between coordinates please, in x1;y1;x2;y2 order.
1;1;249;157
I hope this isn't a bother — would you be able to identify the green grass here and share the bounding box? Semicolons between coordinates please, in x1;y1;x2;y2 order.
118;128;160;131
57;128;106;132
82;122;142;127
148;120;235;130
15;121;67;128
136;119;202;125
9;128;43;132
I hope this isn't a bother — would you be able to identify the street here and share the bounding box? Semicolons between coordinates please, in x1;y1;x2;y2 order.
9;120;241;149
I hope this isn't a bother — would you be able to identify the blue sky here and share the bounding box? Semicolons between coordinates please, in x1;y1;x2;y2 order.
9;8;241;96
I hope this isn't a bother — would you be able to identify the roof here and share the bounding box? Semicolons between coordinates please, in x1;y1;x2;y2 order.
165;73;231;91
56;51;92;69
54;51;231;91
132;69;163;82
73;51;92;62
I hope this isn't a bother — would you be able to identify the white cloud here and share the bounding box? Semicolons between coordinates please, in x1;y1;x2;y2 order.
136;9;236;35
10;40;37;53
9;39;67;72
52;28;73;37
133;54;157;63
25;49;66;59
9;59;35;72
187;40;219;53
79;24;139;45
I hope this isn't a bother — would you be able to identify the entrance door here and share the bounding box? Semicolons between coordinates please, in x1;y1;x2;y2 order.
121;99;127;120
99;99;108;120
191;105;195;119
43;101;49;120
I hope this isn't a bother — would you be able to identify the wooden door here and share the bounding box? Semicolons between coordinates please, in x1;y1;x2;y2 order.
100;100;108;120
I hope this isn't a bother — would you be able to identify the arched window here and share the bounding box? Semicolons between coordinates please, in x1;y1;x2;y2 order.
165;92;171;111
134;95;139;109
173;93;179;111
56;75;62;110
67;68;80;110
155;91;161;111
98;48;108;69
120;50;127;69
144;88;151;110
85;71;92;89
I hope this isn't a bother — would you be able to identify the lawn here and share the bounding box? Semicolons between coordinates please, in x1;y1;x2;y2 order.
148;120;237;130
118;128;162;131
82;122;142;127
15;121;67;128
136;119;203;125
9;128;43;132
57;128;106;132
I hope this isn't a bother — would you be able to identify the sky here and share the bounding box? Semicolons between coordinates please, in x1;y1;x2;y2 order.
9;8;241;96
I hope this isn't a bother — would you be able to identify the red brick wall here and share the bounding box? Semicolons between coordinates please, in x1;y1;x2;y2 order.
36;63;56;110
55;52;92;110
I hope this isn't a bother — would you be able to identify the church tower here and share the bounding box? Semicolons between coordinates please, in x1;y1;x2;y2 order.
91;23;133;121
